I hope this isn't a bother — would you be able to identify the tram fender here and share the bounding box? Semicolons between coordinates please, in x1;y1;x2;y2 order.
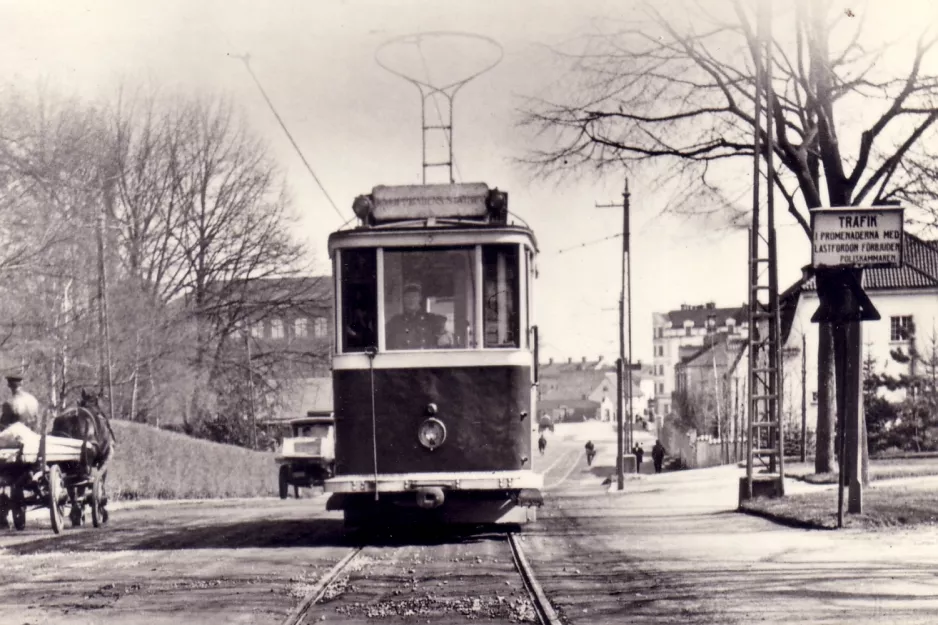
325;493;348;511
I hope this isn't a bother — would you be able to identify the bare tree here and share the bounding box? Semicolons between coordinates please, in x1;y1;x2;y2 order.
0;86;109;410
519;0;938;472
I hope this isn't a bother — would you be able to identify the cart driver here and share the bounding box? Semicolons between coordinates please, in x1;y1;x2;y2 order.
386;282;453;350
0;374;39;431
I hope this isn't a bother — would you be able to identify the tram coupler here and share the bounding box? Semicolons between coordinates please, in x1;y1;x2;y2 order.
415;486;445;509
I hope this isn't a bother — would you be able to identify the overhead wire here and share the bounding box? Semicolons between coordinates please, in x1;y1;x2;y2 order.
543;232;623;256
234;54;347;222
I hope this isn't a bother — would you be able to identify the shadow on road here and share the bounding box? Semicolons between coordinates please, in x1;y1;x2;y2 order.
4;517;352;554
4;518;524;554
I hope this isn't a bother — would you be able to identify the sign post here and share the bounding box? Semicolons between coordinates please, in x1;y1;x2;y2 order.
810;206;903;526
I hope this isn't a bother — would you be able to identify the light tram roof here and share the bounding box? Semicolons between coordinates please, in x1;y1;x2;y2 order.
329;182;537;254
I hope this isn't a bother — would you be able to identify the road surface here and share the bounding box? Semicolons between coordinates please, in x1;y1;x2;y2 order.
1;421;936;624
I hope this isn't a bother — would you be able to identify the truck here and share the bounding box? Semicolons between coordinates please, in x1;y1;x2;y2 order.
275;412;335;499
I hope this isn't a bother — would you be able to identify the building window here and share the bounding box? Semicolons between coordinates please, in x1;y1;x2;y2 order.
294;318;309;338
251;322;264;338
685;326;692;336
890;316;913;341
657;382;665;394
270;318;284;339
314;317;328;338
656;345;663;357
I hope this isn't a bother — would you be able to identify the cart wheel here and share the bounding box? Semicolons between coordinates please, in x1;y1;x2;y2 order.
279;466;289;500
90;472;104;528
47;465;66;535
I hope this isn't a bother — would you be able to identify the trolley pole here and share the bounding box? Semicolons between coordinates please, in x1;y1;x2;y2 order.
597;179;631;490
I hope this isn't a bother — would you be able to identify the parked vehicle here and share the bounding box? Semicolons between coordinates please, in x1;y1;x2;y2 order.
275;412;335;499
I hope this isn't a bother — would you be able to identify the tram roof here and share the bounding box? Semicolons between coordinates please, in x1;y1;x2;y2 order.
329;182;538;254
328;223;538;255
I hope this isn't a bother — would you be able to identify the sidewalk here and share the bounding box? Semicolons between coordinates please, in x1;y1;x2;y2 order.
524;452;938;625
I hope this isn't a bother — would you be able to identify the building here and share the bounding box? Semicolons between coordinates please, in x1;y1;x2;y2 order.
221;276;334;425
537;356;644;423
651;302;749;422
674;334;746;440
780;233;938;435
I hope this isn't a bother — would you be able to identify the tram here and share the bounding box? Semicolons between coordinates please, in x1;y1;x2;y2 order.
323;182;543;526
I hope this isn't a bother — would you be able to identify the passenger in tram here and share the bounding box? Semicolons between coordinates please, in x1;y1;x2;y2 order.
386;282;454;350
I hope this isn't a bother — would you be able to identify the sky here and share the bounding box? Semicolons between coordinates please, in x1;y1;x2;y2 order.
1;0;933;364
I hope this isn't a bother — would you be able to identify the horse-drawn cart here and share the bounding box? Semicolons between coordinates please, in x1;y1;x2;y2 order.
0;420;108;534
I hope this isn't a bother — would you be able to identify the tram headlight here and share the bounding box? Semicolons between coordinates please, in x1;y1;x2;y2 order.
352;194;374;221
418;418;447;451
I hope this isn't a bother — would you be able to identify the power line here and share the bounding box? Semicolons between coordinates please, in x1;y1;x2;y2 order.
543;232;623;256
234;54;346;222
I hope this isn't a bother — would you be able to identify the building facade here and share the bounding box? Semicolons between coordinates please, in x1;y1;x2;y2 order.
781;234;938;435
651;302;748;422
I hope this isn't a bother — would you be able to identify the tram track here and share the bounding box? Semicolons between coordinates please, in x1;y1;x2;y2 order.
284;530;561;625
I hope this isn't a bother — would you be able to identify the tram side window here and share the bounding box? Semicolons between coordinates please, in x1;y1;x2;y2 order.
483;245;520;348
383;248;476;350
340;248;377;352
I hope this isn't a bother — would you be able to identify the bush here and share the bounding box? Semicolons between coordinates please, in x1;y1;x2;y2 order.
109;420;277;500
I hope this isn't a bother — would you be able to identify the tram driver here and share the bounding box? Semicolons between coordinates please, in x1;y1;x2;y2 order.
386;282;454;350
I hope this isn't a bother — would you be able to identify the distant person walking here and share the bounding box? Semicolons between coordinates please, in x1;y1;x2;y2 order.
651;439;666;473
585;440;596;466
633;443;644;473
538;433;547;456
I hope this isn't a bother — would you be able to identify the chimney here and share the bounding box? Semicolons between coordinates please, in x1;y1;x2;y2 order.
597;355;603;362
582;356;586;363
706;302;715;309
548;357;553;365
567;357;572;364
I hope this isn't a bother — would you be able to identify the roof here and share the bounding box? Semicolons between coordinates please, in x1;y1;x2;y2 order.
798;233;938;292
678;335;744;369
538;399;600;411
662;304;747;329
231;276;332;304
780;233;938;342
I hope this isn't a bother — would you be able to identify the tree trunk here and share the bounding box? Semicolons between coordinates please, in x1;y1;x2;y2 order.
815;321;836;473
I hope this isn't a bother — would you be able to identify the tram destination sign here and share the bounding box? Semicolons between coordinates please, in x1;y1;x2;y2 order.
811;206;904;269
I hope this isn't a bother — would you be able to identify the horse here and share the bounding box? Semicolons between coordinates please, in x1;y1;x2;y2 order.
50;389;116;523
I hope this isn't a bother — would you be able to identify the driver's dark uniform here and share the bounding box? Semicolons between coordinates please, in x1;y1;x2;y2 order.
386;312;447;349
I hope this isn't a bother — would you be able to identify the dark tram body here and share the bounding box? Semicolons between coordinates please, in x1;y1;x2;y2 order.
323;182;543;525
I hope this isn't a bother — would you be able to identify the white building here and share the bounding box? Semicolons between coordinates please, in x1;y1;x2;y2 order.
651;303;749;422
781;233;938;434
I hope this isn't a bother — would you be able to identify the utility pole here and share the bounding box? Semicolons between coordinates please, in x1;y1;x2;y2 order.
96;208;116;423
597;179;632;489
245;328;258;450
801;332;807;463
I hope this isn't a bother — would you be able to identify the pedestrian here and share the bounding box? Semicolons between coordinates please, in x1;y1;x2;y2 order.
0;375;39;431
538;433;547;455
585;440;596;466
633;443;644;473
651;439;666;473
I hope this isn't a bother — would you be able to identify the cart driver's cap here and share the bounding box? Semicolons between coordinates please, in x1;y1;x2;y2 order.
403;282;421;294
5;375;22;383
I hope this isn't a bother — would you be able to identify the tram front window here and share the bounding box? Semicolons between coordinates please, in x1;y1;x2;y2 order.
483;244;520;348
384;248;476;350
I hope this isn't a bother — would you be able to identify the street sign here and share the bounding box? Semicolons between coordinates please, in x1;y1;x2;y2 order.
810;267;881;324
811;206;904;269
